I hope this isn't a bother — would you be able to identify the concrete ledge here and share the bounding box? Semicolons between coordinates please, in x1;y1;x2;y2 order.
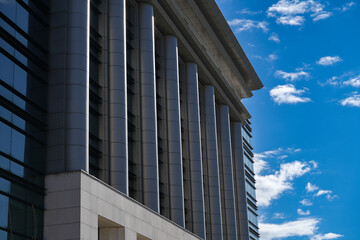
44;171;203;240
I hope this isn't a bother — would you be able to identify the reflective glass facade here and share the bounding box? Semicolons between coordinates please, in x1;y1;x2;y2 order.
1;1;262;239
0;0;48;239
242;121;260;240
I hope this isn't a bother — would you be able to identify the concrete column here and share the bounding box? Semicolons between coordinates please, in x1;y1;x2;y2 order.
99;227;137;240
231;122;250;240
46;0;90;173
185;63;206;239
108;0;128;194
202;85;223;240
165;36;185;226
217;106;237;240
139;3;159;212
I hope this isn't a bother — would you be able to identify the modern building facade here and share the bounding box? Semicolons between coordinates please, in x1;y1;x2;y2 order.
0;0;262;239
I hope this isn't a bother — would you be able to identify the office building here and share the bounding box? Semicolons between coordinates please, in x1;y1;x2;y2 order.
0;0;262;239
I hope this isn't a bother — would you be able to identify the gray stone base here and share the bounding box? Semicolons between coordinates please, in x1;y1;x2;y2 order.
44;171;202;240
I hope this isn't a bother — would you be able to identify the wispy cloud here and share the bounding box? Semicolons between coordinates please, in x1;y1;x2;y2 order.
268;54;279;61
316;56;342;66
276;15;305;25
315;189;332;196
275;70;310;81
259;218;320;240
252;53;279;62
255;147;311;207
313;188;337;200
340;92;360;107
311;233;344;240
300;198;313;206
320;73;360;87
270;84;311;104
309;160;318;169
305;182;337;200
269;32;281;43
335;2;356;12
343;75;360;87
267;0;332;26
297;208;311;216
312;11;333;21
273;213;286;219
306;182;319;192
228;19;269;32
237;8;262;15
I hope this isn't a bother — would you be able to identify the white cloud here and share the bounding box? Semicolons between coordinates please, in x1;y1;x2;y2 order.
314;189;338;200
253;148;292;174
309;160;318;168
269;32;281;43
276;15;305;25
321;76;340;86
270;84;311;104
335;2;356;12
259;218;320;240
297;208;311;216
237;8;262;15
315;189;332;196
273;213;286;219
340;93;360;107
267;0;332;26
312;11;333;21
343;75;360;87
268;54;279;61
254;147;311;206
306;182;319;192
320;74;360;87
256;161;311;206
268;0;311;16
316;56;342;66
275;70;310;81
228;19;269;32
252;54;279;62
311;233;344;240
253;157;269;175
300;198;313;206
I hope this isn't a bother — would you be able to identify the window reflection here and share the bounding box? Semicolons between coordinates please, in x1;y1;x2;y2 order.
0;122;11;155
0;194;9;228
1;0;47;238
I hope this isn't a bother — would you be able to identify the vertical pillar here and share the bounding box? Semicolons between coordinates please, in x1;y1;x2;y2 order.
165;36;185;226
99;227;137;240
185;63;206;238
108;0;128;194
47;0;90;173
217;106;237;240
202;85;223;240
139;3;159;212
231;122;250;240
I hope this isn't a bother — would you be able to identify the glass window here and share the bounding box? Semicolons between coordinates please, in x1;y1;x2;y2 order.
0;0;16;23
244;153;254;172
11;129;26;163
0;155;10;171
0;52;14;86
248;208;258;226
242;128;252;145
0;194;9;228
0;122;11;155
246;181;256;199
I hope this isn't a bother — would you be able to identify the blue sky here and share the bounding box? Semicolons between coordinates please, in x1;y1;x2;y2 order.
216;0;360;239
